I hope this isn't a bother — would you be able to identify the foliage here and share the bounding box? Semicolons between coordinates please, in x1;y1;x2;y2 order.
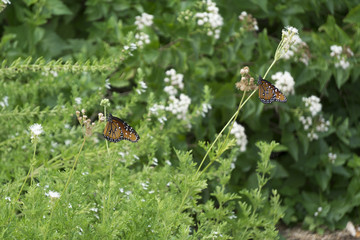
0;0;360;237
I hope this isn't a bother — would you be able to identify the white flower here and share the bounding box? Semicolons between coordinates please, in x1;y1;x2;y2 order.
201;103;212;117
230;122;248;152
64;139;72;146
318;207;322;212
271;71;295;96
0;96;9;107
90;207;98;212
194;0;223;39
2;0;11;4
135;13;154;30
307;131;318;141
5;196;11;202
164;86;178;96
135;32;151;48
330;45;342;56
29;123;44;139
302;96;322;116
105;79;111;89
314;211;318;217
165;69;184;90
75;97;82;105
330;45;352;69
165;160;172;166
166;94;191;121
137;81;147;94
328;152;337;163
45;190;61;199
276;26;299;60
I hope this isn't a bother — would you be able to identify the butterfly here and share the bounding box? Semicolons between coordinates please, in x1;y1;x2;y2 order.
103;114;140;143
258;76;287;104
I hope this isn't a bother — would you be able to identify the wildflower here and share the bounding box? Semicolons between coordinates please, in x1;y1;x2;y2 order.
2;0;11;4
201;103;212;117
5;196;11;202
45;190;61;199
165;69;184;90
65;139;72;146
135;13;154;30
166;94;191;121
141;182;149;190
275;26;299;61
307;131;318;141
165;160;172;166
302;96;322;116
90;207;98;212
69;203;72;208
0;96;9;107
236;66;257;92
29;123;44;140
100;98;110;107
238;11;258;31
152;158;158;166
105;79;111;89
230;122;248;152
194;0;223;39
330;45;352;70
75;97;82;105
164;85;178;96
135;32;151;47
328;152;337;163
271;71;295;96
136;81;147;94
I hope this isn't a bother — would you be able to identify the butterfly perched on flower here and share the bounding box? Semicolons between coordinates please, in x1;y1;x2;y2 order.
258;76;287;104
103;114;140;143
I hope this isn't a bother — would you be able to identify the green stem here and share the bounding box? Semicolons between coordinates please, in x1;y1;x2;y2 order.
30;142;37;186
43;136;86;239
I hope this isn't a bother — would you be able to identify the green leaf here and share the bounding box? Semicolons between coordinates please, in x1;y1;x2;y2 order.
46;0;72;15
344;4;360;24
282;132;298;162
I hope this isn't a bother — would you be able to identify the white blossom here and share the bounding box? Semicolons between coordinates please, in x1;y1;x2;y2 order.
29;123;44;139
165;69;184;90
271;71;295;96
135;32;151;48
0;96;9;107
302;96;322;116
136;81;147;94
230;122;248;152
194;0;223;39
328;152;337;163
166;94;191;121
330;45;352;70
164;86;178;96
75;97;82;105
45;190;61;199
2;0;11;4
135;13;154;30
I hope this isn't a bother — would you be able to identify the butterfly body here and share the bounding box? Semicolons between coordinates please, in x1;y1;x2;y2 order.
258;76;287;104
103;114;140;143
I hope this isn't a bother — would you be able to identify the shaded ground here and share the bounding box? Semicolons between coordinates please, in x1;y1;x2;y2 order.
278;225;357;240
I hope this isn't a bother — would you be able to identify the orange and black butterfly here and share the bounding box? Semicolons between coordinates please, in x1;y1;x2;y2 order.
103;114;140;143
258;76;287;104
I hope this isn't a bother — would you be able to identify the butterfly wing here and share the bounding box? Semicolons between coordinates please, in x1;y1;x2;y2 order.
103;116;124;142
258;76;287;104
112;116;140;142
103;114;140;143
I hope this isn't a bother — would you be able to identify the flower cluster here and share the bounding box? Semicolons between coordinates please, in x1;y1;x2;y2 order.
29;123;44;140
330;45;353;70
302;96;322;116
238;11;258;31
275;26;300;61
230;122;248;152
135;32;151;48
314;206;322;217
135;13;154;30
280;33;310;65
194;0;223;39
164;69;184;90
123;43;137;56
271;71;295;96
166;94;192;121
136;81;147;95
328;152;337;164
76;109;95;136
299;96;330;141
235;66;257;92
